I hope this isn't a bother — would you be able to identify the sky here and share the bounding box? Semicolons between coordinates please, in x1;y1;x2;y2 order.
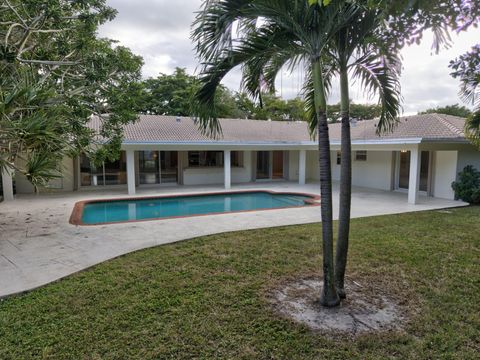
98;0;480;115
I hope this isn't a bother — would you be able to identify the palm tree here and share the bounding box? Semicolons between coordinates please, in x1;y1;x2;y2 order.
325;5;402;298
191;0;360;306
449;44;480;149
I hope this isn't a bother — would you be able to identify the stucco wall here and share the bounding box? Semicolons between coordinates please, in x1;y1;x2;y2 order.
349;151;393;191
288;150;299;181
306;150;319;181
15;156;75;194
433;151;458;200
306;150;393;191
456;146;480;175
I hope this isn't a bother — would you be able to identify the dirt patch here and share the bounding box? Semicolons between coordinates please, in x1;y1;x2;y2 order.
271;277;406;336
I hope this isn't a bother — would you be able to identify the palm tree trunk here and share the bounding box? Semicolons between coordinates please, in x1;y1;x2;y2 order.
312;59;340;307
335;64;351;299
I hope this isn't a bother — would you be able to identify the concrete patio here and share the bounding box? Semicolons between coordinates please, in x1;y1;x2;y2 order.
0;182;467;298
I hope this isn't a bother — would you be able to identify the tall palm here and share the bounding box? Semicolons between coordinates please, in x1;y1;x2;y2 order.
325;5;402;298
191;0;358;306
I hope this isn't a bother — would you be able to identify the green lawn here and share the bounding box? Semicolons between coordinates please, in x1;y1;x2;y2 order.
1;207;479;359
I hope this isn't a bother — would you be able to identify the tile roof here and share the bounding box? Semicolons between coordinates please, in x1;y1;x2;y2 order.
89;113;467;144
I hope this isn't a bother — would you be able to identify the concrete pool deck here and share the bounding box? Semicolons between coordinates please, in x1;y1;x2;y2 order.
0;182;467;298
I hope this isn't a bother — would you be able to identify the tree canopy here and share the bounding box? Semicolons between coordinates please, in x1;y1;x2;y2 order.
0;0;144;190
449;44;480;148
419;104;472;118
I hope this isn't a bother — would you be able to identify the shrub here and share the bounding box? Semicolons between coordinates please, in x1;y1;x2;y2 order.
452;165;480;204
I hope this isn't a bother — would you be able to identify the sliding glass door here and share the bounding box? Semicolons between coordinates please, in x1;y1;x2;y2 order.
80;152;127;186
256;151;284;180
398;151;430;192
138;151;178;185
139;151;160;184
272;151;284;179
256;151;270;179
160;151;178;183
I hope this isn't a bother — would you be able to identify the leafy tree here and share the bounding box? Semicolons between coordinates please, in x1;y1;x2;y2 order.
142;68;197;116
419;104;472;118
377;0;480;52
0;0;144;190
191;0;372;307
214;86;247;119
327;102;382;122
449;45;480;148
142;67;245;118
251;94;305;121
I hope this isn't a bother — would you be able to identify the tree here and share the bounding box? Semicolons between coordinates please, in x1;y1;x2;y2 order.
311;3;401;298
327;102;382;122
376;0;480;53
142;68;198;116
191;0;371;307
142;68;245;118
449;45;480;149
0;0;144;189
250;94;305;121
419;104;472;118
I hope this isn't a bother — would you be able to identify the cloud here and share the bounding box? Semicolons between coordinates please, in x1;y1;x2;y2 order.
99;0;480;113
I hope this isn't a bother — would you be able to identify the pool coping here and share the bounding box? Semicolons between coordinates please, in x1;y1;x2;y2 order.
69;189;321;226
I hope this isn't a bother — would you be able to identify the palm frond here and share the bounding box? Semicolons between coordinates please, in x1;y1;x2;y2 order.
24;151;62;193
465;110;480;148
350;51;403;134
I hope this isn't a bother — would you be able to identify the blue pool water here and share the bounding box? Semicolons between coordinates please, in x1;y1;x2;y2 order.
80;191;313;225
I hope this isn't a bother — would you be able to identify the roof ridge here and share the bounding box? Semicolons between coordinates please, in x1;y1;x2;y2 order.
432;113;464;137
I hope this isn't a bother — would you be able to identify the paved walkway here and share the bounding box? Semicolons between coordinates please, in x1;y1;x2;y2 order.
0;182;466;297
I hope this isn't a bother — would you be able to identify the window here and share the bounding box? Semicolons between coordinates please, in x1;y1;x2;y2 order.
231;151;243;167
188;151;243;167
80;152;127;186
355;150;367;161
188;151;223;167
139;151;160;184
336;151;341;165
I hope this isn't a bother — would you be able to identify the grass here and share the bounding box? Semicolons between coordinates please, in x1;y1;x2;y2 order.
0;207;479;359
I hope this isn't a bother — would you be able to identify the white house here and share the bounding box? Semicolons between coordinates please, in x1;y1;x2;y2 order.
2;113;479;204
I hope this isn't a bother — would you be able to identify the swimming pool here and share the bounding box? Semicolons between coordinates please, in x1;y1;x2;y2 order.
70;190;319;225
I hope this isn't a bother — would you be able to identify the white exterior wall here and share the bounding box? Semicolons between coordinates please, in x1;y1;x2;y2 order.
346;151;393;191
433;151;458;200
306;150;393;191
456;146;480;176
15;156;75;194
288;150;299;181
306;150;320;181
183;151;252;185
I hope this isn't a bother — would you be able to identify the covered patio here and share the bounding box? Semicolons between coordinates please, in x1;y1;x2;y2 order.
0;181;466;298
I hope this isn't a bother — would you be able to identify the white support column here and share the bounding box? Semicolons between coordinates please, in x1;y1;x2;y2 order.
1;167;14;201
408;147;421;204
126;150;136;195
299;150;306;185
224;150;231;189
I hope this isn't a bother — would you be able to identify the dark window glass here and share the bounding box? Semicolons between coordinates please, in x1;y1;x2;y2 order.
355;151;367;161
188;151;224;167
139;151;160;184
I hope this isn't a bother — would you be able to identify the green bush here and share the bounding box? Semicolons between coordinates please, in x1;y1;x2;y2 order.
452;165;480;204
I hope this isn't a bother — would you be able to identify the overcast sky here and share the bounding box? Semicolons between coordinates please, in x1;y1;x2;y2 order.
98;0;480;115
